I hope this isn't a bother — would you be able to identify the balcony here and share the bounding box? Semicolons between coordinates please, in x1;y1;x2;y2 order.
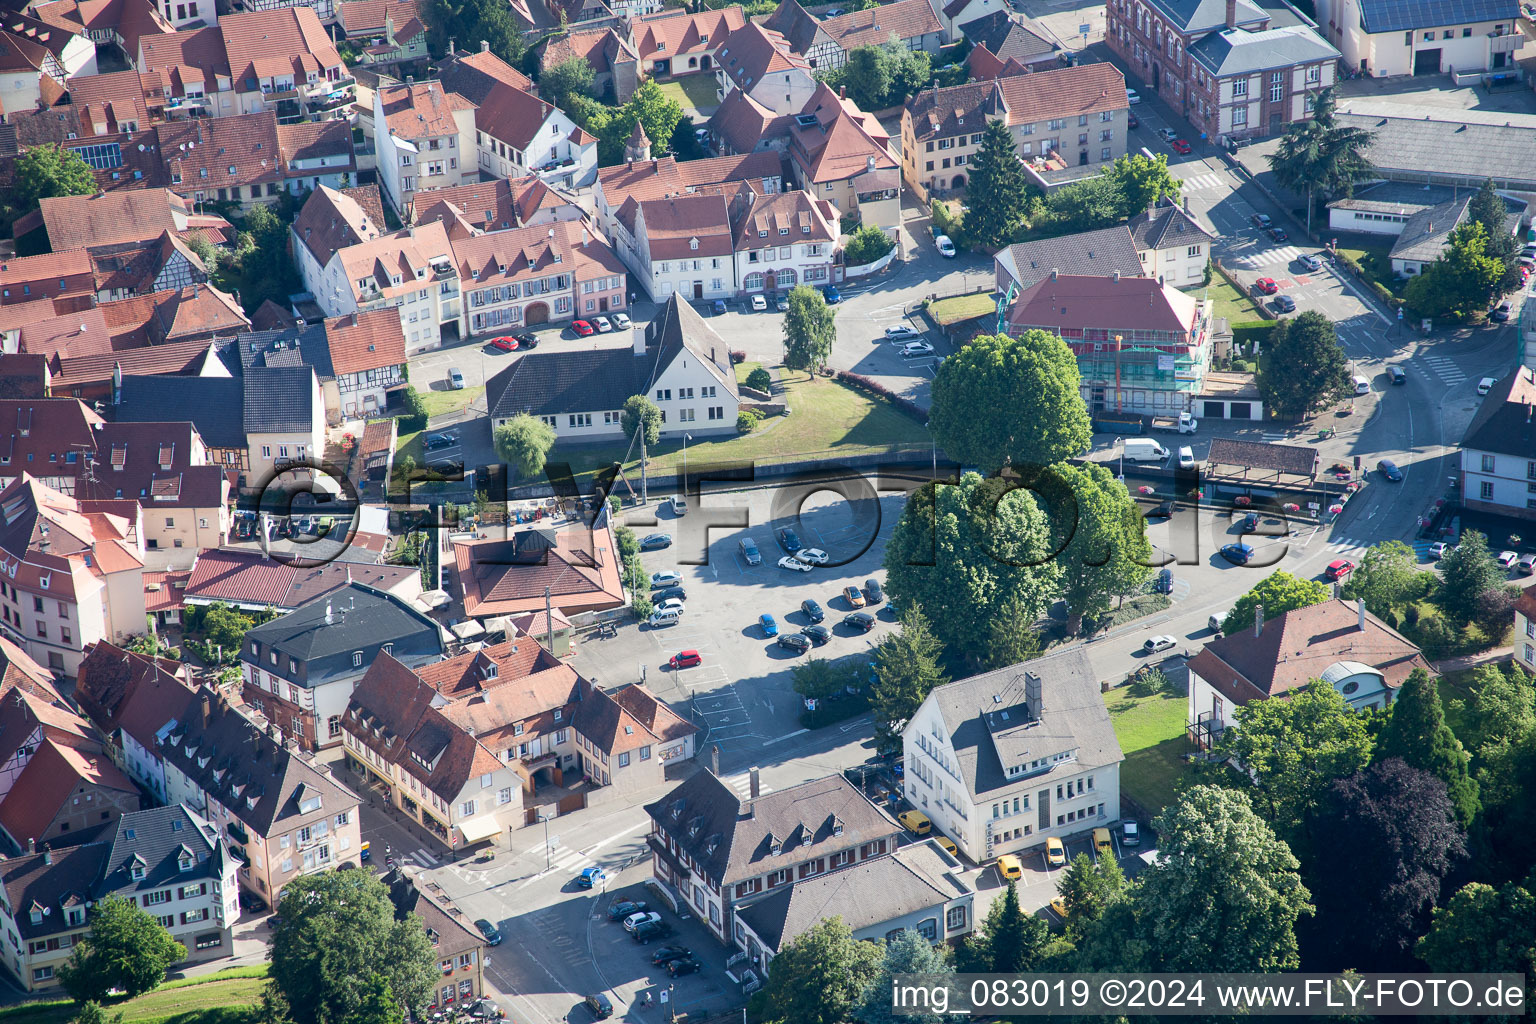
1489;31;1521;53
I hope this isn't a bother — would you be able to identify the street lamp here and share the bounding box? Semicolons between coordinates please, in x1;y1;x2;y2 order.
681;433;693;497
1113;435;1125;482
538;814;550;871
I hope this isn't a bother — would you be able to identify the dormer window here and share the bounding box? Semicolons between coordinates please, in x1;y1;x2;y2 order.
29;906;42;925
768;834;781;855
689;238;698;250
179;854;194;872
832;816;844;836
130;861;146;881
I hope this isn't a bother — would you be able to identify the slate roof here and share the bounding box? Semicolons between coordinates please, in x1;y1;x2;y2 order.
1128;200;1216;251
1206;437;1320;476
97;804;231;896
1389;192;1522;265
761;0;828;56
1356;0;1515;33
1142;0;1266;32
1332;113;1536;189
382;866;484;955
959;11;1057;63
922;648;1122;800
244;581;443;664
1189;24;1339;77
114;374;246;450
735;853;949;951
644;771;901;887
1462;365;1536;457
243;364;317;434
996;225;1143;291
0;843;110;941
1187;598;1431;705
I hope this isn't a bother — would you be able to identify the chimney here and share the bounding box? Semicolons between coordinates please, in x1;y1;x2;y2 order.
1254;604;1264;638
632;324;646;357
406;75;414;87
1357;598;1366;631
26;838;34;854
1112;270;1121;282
480;39;490;52
1023;671;1042;720
325;601;334;625
710;744;721;775
749;766;761;798
1225;0;1237;27
1183;194;1191;212
840;85;846;99
201;692;211;727
43;849;52;866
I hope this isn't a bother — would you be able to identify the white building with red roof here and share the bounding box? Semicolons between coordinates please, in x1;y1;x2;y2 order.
372;78;477;221
713;22;816;114
451;220;627;336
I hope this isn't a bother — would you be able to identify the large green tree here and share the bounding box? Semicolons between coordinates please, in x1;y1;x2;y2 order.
539;55;596;106
963;120;1030;250
14;143;98;216
1041;175;1122;233
928;331;1091;475
1438;530;1506;625
856;929;954;1024
235;203;303;314
1456;661;1536;758
1258;310;1352;419
957;880;1050;973
869;604;949;754
1214;680;1373;845
1340;540;1431;618
1055;852;1126;935
268;870;438;1024
1135;786;1312;972
1265;87;1374;234
791;657;856;704
838;45;893;110
1100;153;1182;220
1039;461;1152;634
756;916;882;1024
619;394;661;447
883;473;1062;660
1404;221;1507;319
1469;177;1519;263
424;0;524;67
1375;667;1479;827
57;896;186;1002
570;79;685;165
984;593;1042;671
1303;759;1466;971
783;284;836;375
1220;569;1331;637
493;414;557;478
1417;877;1536;1004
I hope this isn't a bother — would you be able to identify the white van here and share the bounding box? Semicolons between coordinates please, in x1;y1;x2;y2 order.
1177;446;1195;469
1353;375;1371;395
1209;612;1226;633
670;495;688;516
648;607;683;627
1122;438;1170;463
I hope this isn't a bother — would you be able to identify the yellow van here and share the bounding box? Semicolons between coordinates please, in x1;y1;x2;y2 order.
1093;827;1113;859
897;810;932;836
933;835;959;857
996;854;1023;880
1044;836;1066;867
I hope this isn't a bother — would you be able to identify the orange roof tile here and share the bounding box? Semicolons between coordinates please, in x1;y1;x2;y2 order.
324;307;406;376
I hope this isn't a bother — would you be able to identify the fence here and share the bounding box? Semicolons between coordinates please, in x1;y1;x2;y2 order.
844;248;897;279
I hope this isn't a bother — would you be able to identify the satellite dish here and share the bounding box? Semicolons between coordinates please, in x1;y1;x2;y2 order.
138;143;145;151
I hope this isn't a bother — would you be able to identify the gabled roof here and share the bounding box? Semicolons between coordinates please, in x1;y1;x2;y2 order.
1186;598;1431;706
75;642;191;735
1127;199;1216;252
215;7;343;86
245;581;443;663
574;680;697;756
1462;364;1536;457
435;50;558;153
0;636;63;703
377;79;473;139
0;843;111;941
716;22;810;92
906;63;1128;142
278;118;357;171
243;364;317;434
728;188;837;253
736;852;949;951
38;189;196;254
1356;0;1515;34
629;6;744;63
160;109;284;192
0;736;136;847
1141;0;1266;33
789;82;895;184
958;11;1057;64
452;518;624;618
996;225;1143;291
634;193;733;259
291;184;384;269
762;0;829;55
382;866;484;955
644;772;900;887
337;0;427;39
597;150;784;205
181;547;419;610
539;26;638;76
706;86;794;155
324;308;406;376
820;0;941;50
413;175;575;233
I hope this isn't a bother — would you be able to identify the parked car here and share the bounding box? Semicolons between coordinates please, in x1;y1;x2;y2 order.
898;809;932;835
1268;226;1289;243
623;911;662;933
1155;567;1173;593
1298;252;1324;271
1254;277;1279;294
801;598;825;622
1221;542;1256;565
1492;303;1513;322
448;367;465;389
1170;138;1192;154
822;285;842;303
884;325;920;338
1499;550;1520;568
1093;827;1114;859
655;598;685;615
650;571;682;588
843;611;876;632
1125;86;1141;103
1143;635;1177;654
1326;558;1354;581
668;650;702;670
640;533;672;550
1156;127;1177;143
608;899;647;921
1430;542;1450;560
862;578;883;603
797;548;829;565
1519;553;1536;575
802;624;831;646
583;995;613;1021
1239;512;1259;533
935;235;957;258
632;920;671;943
651;946;693;966
572;320;596;336
577;867;607;889
777;555;813;572
490;336;520;351
593;316;613;333
711;299;727;315
666;956;703;977
654;586;688;603
843;585;866;608
1122;821;1141;847
424;433;458;450
1271;295;1297;313
1251;213;1273;230
777;633;811;653
1147;499;1175;518
776;295;789;312
900;341;935;358
1479;376;1498;395
759;613;779;637
473;919;503;945
611;312;632;329
1377;459;1403;481
240;892;268;913
776;527;802;552
1045;836;1066;867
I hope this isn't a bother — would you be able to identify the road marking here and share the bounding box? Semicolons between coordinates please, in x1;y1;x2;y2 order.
1228;245;1303;270
722;772;775;799
1180;172;1224;191
414;847;440;867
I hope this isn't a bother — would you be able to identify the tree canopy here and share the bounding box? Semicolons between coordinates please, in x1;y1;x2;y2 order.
1375;667;1479;827
1038;461;1153;633
14;143;98;215
1055;851;1126;936
1404;221;1507;320
539;55;596;107
494;414;557;479
1340;540;1431;618
620;395;662;447
1258;310;1352;419
1468;177;1519;263
1417;877;1536;986
984;593;1042;671
1265;87;1374;232
928;331;1091;475
57;895;186;1002
1437;531;1508;625
818;42;930;110
757;916;883;1024
424;0;524;68
869;604;949;754
783;285;836;374
856;929;954;1024
957;880;1051;973
1220;569;1331;637
844;224;895;266
1100;153;1182;220
963;120;1031;250
569;80;685;165
268;870;438;1024
883;473;1062;660
1135;786;1312;972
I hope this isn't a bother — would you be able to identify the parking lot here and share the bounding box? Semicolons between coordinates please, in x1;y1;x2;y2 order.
957;822;1157;923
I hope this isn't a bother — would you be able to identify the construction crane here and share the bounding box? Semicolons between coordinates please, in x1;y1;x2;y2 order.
994;281;1017;336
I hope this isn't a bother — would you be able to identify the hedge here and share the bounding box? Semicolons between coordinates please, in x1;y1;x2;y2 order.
1230;320;1278;347
834;370;929;424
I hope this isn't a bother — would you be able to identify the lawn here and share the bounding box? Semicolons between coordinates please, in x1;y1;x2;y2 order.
1336;244;1400;298
1102;685;1190;816
547;373;932;486
735;361;764;386
0;968;269;1024
927;292;996;327
1202;273;1269;324
654;75;721;113
419;385;485;419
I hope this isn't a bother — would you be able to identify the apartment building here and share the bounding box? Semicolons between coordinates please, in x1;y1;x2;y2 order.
628;7;746;79
242;365;327;489
593;151;784;244
452;220;627;336
787;84;900;232
373;79;477;221
0;842;107;991
1460;366;1536;518
901;649;1123;863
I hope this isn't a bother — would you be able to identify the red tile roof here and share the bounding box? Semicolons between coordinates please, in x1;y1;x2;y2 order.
716;22;809;91
277;118;357;174
0;738;136;847
820;0;941;49
413;175;575;233
182;547;421;611
596;151;784;206
337;0;427;39
291;184;384;268
377;80;473;139
17;309;114;361
539;26;636;77
789;82;895;185
38;189;196;253
0;249;95;305
159;110;283;194
0;636;63;703
324;307;406;376
630;7;744;64
453;522;624;618
631;193;733;259
217;8;343;87
66;69;162;135
143;570;189;613
1006;273;1199;336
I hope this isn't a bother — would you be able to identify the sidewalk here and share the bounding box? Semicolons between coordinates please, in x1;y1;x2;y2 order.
1430;646;1513;674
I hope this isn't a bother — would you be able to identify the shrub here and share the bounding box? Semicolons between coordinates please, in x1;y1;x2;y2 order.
633;595;654;619
1231;320;1278;347
1369;280;1399;307
833;370;929;424
730;350;747;364
745;367;773;392
737;410;762;434
399;386;428;433
798;689;870;729
1338;253;1364;276
844;224;894;266
614;525;639;559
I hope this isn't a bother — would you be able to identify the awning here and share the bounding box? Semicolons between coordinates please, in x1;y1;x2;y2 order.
451;619;485;640
458;816;501;843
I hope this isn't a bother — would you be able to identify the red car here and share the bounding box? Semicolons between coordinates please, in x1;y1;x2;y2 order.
1170;138;1192;154
1255;277;1279;295
1326;559;1354;581
668;650;702;670
1127;113;1140;129
571;320;595;336
489;336;519;351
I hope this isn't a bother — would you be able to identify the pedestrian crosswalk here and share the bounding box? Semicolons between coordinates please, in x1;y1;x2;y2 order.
402;847;439;869
1324;536;1373;555
1262;432;1288;443
1228;245;1304;270
541;839;596;875
723;772;774;800
1180;172;1224;192
1415;354;1466;385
